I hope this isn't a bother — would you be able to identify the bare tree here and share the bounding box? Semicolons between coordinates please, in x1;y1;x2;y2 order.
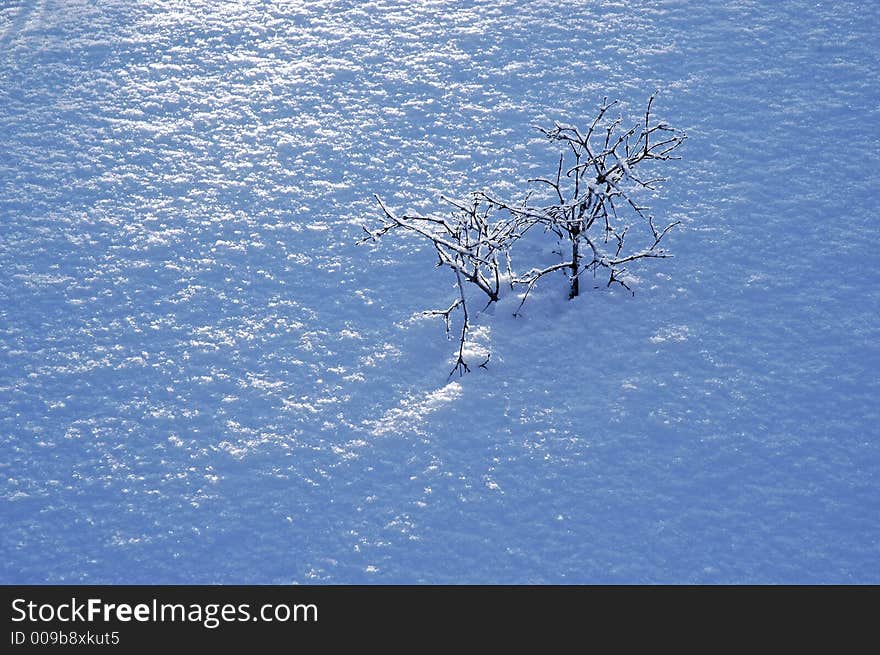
362;95;685;374
361;193;531;376
486;93;686;305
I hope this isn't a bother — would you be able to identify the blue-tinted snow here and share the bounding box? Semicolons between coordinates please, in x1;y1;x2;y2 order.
1;0;878;583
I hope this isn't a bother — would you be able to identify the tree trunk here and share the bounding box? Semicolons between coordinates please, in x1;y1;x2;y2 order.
569;229;580;299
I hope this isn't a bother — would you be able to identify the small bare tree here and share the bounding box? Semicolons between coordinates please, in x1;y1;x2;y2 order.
362;95;685;375
361;193;532;376
486;93;686;307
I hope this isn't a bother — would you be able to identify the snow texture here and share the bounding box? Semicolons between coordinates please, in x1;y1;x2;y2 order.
1;0;878;583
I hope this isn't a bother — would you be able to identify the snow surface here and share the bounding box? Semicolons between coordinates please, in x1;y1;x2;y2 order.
1;0;878;583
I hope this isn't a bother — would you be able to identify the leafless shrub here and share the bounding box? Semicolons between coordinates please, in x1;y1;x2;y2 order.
361;193;532;376
362;95;685;375
486;93;686;308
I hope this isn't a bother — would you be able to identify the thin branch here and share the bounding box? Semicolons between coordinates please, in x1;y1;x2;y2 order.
423;299;463;338
511;261;573;316
449;266;471;378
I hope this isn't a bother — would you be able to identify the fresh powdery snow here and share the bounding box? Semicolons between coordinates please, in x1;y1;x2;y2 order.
1;0;878;584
